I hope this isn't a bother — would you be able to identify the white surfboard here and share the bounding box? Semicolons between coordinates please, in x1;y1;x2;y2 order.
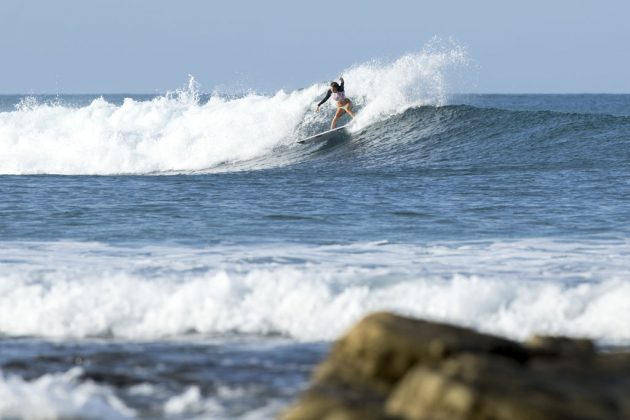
297;124;350;144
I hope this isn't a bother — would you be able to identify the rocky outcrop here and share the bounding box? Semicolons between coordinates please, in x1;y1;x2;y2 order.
282;312;630;420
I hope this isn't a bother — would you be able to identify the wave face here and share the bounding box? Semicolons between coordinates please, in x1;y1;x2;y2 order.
0;42;468;175
336;104;630;172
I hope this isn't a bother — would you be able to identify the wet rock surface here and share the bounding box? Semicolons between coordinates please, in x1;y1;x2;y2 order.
282;312;630;420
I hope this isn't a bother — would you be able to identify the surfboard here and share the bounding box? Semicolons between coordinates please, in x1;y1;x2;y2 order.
297;124;350;144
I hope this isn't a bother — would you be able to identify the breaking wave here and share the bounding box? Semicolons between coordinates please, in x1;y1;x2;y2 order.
0;41;469;175
1;239;629;345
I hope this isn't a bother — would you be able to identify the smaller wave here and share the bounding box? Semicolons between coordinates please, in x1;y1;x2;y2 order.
1;239;629;344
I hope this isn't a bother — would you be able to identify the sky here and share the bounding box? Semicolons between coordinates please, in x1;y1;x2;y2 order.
1;0;628;94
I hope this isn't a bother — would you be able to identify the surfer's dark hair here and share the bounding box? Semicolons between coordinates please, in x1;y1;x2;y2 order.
330;82;340;89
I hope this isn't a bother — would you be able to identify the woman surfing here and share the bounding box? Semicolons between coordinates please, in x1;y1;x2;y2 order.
316;76;356;129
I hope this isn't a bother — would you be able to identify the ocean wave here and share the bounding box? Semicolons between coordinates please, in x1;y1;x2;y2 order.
0;41;468;175
1;239;629;344
3;43;628;176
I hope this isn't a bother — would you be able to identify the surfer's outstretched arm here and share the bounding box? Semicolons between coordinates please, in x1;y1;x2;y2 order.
316;90;332;112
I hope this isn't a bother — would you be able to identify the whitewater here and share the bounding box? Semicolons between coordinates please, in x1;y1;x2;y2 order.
2;42;630;418
1;240;629;343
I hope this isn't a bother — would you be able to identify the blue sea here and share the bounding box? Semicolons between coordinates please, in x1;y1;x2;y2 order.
1;50;630;418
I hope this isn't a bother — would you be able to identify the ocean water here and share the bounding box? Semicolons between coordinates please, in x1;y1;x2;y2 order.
1;47;630;418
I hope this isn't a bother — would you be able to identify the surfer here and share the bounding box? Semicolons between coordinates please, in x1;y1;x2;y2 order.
316;77;356;129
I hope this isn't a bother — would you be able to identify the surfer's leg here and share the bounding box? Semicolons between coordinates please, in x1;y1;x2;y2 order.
345;102;356;119
331;107;344;129
343;99;354;119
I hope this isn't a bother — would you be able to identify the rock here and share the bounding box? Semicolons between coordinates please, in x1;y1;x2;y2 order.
312;312;527;394
282;312;630;420
526;335;595;359
281;387;391;420
386;354;621;420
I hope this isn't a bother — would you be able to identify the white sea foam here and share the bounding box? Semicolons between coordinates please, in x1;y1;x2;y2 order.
0;239;628;344
0;368;134;419
0;368;282;419
347;38;469;128
0;41;468;175
162;385;283;419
